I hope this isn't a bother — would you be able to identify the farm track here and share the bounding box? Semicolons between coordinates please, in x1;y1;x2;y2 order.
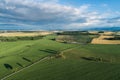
60;46;80;59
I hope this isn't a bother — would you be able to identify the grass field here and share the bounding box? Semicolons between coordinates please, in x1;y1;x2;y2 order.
0;35;76;79
5;44;120;80
0;32;120;80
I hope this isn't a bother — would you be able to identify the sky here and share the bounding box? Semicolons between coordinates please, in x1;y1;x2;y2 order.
0;0;120;30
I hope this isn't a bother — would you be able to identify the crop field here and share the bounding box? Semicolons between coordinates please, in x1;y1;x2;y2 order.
0;31;120;80
0;31;53;37
91;38;120;44
91;32;120;44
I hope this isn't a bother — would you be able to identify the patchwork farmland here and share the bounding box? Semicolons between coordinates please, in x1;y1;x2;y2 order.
0;31;120;80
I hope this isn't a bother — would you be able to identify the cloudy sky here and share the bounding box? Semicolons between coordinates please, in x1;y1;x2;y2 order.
0;0;120;30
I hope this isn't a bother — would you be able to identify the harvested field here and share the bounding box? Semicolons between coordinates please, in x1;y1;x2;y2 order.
99;35;114;39
91;35;120;44
88;31;99;35
103;32;115;36
0;32;53;37
91;38;120;44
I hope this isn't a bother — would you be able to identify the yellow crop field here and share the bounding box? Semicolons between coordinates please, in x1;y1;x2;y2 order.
91;35;120;44
0;32;53;37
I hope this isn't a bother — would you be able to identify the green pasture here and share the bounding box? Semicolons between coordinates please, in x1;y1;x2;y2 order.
0;35;76;79
6;44;120;80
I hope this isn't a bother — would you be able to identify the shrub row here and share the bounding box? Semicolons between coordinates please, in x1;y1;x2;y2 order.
104;36;120;40
56;31;88;35
56;31;98;35
0;36;44;42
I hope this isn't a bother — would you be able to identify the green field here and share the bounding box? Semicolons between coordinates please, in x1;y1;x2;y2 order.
0;34;120;80
0;35;76;79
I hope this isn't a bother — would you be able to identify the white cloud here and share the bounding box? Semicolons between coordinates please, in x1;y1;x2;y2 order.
0;0;120;30
102;4;108;7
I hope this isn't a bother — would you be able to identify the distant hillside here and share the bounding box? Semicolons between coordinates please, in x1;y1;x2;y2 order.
0;24;120;31
87;27;120;31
